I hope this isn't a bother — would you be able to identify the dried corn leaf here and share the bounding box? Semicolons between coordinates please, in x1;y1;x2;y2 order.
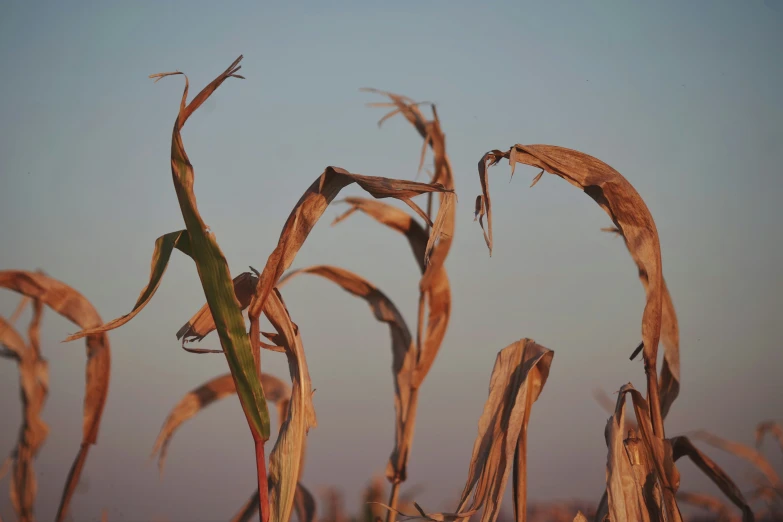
175;271;258;344
330;197;452;487
63;231;191;342
151;372;291;475
0;316;26;359
378;339;553;522
361;90;456;388
755;421;783;457
603;227;680;419
477;145;668;435
604;384;685;522
244;167;454;328
2;301;48;522
0;270;111;522
263;289;317;522
689;430;780;487
669;436;754;522
329;197;451;389
277;265;416;485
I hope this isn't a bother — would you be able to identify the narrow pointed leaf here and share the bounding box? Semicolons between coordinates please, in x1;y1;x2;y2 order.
64;230;191;341
246;166;453;325
670;435;754;522
278;264;416;483
149;55;270;442
151;372;291;475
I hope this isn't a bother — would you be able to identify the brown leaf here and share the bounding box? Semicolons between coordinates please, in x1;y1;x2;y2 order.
246;167;454;326
477;145;669;436
264;289;317;522
4;300;48;522
603;384;667;522
150;372;291;476
689;430;781;487
0;270;111;522
379;339;554;522
278;265;416;485
670;436;754;522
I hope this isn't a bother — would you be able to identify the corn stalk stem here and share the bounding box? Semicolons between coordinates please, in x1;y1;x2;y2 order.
255;438;270;522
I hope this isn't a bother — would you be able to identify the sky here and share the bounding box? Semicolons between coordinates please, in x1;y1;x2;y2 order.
1;1;782;521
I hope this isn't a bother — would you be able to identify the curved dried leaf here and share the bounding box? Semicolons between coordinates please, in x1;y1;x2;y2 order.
278;265;416;484
477;145;668;434
0;316;26;359
151;372;291;475
603;384;664;522
0;270;111;522
755;421;783;457
603;228;680;419
689;430;780;487
8;300;48;522
245;167;453;326
264;289;317;522
670;436;754;522
64;230;191;341
384;339;553;522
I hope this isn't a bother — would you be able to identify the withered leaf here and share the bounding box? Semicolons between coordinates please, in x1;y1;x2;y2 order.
377;339;553;522
151;372;291;476
278;265;416;485
0;270;111;522
477;145;669;435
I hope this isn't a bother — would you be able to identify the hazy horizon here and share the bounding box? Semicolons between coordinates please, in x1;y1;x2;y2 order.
1;1;782;521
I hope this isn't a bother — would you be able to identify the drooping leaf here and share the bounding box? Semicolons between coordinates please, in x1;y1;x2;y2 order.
689;430;781;487
243;167;454;333
0;270;111;522
2;301;48;522
670;435;754;522
477;145;669;435
150;372;291;475
64;230;191;341
376;339;553;522
263;289;317;522
603;227;680;419
278;265;416;486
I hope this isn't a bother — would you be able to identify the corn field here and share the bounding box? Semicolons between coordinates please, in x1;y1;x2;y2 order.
1;54;780;522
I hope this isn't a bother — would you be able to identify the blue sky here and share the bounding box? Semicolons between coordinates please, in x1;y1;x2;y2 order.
1;1;782;521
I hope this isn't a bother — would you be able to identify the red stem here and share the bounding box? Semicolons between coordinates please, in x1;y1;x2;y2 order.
255;438;270;522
